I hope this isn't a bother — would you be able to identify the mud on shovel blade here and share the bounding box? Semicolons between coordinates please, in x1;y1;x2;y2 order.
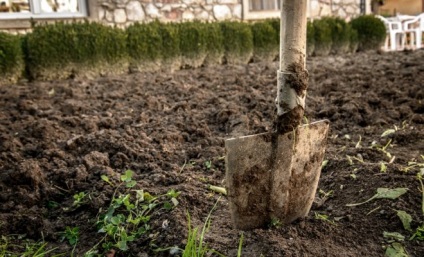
225;0;329;230
225;121;329;230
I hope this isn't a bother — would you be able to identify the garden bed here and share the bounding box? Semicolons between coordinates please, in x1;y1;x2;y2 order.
0;49;424;256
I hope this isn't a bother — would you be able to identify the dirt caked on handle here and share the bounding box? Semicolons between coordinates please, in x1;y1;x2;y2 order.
275;0;309;134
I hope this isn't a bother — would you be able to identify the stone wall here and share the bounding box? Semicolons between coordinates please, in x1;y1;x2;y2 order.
96;0;367;27
97;0;242;27
0;0;370;34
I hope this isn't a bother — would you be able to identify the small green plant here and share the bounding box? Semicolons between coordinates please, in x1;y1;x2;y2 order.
62;226;80;246
410;224;424;240
47;200;60;209
314;212;336;225
269;217;282;228
0;236;8;257
371;139;395;163
0;236;63;257
319;189;333;199
385;242;408;257
401;156;424;173
383;231;405;242
346;188;408;207
204;160;212;169
73;192;87;207
182;199;224;257
396;210;412;232
92;170;180;254
237;232;244;257
60;226;79;256
380;162;387;172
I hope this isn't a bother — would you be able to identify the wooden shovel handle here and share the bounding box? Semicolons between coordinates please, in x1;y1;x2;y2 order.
274;0;308;134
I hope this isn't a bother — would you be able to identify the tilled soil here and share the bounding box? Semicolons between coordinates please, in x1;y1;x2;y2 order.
1;50;424;256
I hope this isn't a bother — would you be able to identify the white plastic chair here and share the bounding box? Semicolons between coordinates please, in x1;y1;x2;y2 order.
402;13;424;50
376;15;405;51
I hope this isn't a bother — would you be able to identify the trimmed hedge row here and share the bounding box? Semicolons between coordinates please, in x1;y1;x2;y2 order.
251;21;278;62
0;15;386;82
0;32;24;84
263;15;386;57
350;15;387;51
25;21;128;80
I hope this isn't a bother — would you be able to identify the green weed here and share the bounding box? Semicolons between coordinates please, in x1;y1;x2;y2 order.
62;227;79;246
182;198;224;257
0;236;63;257
91;170;180;254
314;212;336;225
385;242;408;257
237;232;244;257
204;160;212;169
401;155;424;173
269;218;282;229
73;192;87;207
410;225;424;240
346;188;408;207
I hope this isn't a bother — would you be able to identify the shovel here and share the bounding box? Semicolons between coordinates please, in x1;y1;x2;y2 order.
225;0;329;230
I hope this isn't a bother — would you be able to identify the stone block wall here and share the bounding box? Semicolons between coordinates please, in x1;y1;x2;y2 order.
0;0;370;34
96;0;366;27
97;0;242;27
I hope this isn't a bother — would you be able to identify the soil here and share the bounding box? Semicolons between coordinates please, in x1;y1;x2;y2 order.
1;49;424;257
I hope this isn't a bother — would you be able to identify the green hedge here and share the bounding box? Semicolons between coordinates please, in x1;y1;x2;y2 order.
349;27;359;53
220;21;253;65
25;21;128;80
203;22;224;66
350;15;386;51
251;21;279;63
158;21;180;71
0;32;24;84
0;16;387;82
312;18;333;56
127;21;162;72
178;21;208;68
321;17;352;54
306;21;315;56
